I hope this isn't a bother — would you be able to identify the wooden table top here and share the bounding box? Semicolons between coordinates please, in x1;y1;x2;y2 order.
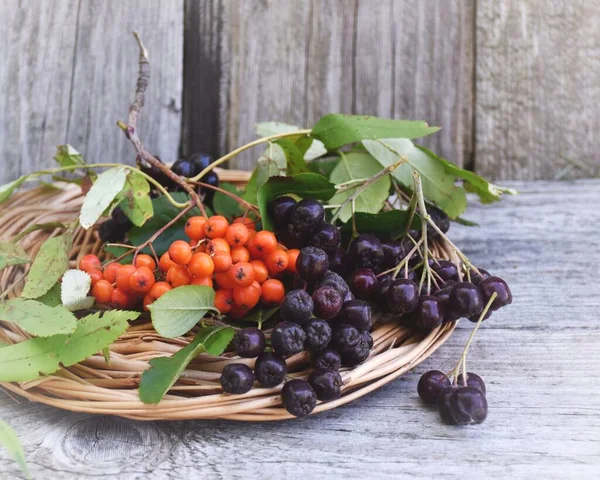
1;180;599;479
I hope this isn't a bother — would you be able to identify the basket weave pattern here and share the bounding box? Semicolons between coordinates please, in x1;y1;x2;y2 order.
0;181;457;421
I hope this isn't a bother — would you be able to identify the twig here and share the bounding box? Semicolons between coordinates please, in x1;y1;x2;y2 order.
188;180;260;216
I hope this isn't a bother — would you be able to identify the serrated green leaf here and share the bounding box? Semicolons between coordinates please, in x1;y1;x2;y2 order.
0;176;28;204
243;143;288;204
54;144;84;167
212;183;245;219
0;241;30;270
275;138;308;175
363;138;467;219
0;310;138;382
60;270;95;311
79;167;128;229
0;420;30;479
35;282;62;307
11;222;67;243
307;156;340;178
257;173;337;231
149;285;217;338
0;298;77;337
118;171;154;227
102;346;111;365
340;210;421;242
21;233;71;299
139;325;234;404
329;152;391;222
312;114;440;150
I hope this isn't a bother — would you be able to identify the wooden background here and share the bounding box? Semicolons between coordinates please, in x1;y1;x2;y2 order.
1;0;599;183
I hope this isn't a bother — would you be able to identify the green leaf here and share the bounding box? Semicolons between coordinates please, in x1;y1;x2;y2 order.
149;285;217;338
21;233;71;299
102;346;111;365
0;310;138;382
0;298;77;337
255;122;327;160
257;173;337;231
243;143;288;203
0;176;28;204
454;216;479;227
11;222;67;243
306;156;340;178
311;114;440;150
416;145;517;204
212;183;245;219
117;171;154;227
275;138;307;175
60;270;95;311
363;138;467;219
0;241;30;270
54;144;84;167
0;420;30;479
236;307;279;325
329;152;391;222
34;282;62;307
139;326;234;404
340;210;421;241
79;167;128;229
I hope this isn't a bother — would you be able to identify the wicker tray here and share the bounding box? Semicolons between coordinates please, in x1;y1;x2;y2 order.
0;174;457;421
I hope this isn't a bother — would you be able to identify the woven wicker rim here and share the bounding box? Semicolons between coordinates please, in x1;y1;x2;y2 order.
0;172;457;421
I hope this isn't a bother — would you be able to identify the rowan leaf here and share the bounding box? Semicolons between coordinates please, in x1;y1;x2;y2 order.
0;176;28;204
0;420;30;479
21;233;71;299
118;171;154;227
0;241;30;271
79;167;128;229
0;298;76;337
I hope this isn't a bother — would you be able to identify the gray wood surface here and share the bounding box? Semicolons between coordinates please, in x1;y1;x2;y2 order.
1;180;598;479
0;0;183;183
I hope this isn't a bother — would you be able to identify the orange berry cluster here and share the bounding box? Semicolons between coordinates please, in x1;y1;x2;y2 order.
81;215;299;319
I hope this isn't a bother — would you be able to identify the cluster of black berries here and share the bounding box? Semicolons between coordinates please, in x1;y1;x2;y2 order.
418;370;488;425
98;206;133;243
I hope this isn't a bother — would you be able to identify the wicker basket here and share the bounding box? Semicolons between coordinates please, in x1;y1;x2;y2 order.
0;170;457;421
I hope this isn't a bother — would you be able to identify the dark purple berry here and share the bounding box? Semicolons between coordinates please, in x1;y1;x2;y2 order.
479;276;512;310
281;379;317;417
434;280;458;305
467;309;493;323
470;268;491;286
220;364;254;394
438;386;459;424
271;322;307;356
290;199;325;233
308;368;343;401
232;327;266;358
448;282;484;319
449;386;488;425
254;352;287;387
331;324;360;352
414;296;445;329
312;348;341;370
417;370;451;404
348;234;384;269
297;247;329;281
381;241;405;269
386;279;419;315
338;300;372;332
456;372;486;394
199;170;219;204
280;224;307;249
328;248;348;276
314;270;350;300
375;274;393;312
340;333;371;366
280;289;314;327
347;268;379;301
343;290;355;302
360;331;374;349
309;224;341;252
312;286;343;320
432;260;459;282
171;159;196;178
304;318;332;351
271;196;297;227
189;152;213;173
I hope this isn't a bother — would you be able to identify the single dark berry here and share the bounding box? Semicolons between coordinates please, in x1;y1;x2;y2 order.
171;159;196;178
340;333;371;366
438;386;459;424
308;368;343;401
479;276;512;310
271;321;307;356
309;224;341;252
199;170;219;204
189;152;213;174
293;273;308;290
434;280;458;305
290;199;325;233
431;260;459;282
328;248;348;276
280;223;307;249
98;219;128;243
427;205;450;239
314;270;350;300
449;386;488;425
448;282;484;319
470;268;491;286
304;318;332;351
414;296;445;329
220;364;254;394
280;289;314;327
232;327;266;358
360;331;374;349
331;323;360;352
456;372;486;394
343;290;355;303
386;279;419;315
271;196;297;227
296;247;329;281
281;379;317;417
467;309;493;323
347;268;379;301
312;348;342;370
338;300;372;332
312;286;343;320
417;370;451;404
375;274;393;312
381;241;405;269
254;352;287;387
348;234;384;269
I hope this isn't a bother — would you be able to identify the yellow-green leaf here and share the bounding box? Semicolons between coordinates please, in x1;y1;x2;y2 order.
0;298;77;337
0;176;28;204
0;420;30;479
0;241;30;270
79;167;128;229
21;234;71;299
118;171;154;227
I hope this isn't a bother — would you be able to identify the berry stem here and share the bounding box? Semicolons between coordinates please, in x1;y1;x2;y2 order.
413;172;432;294
376;237;423;278
426;218;481;276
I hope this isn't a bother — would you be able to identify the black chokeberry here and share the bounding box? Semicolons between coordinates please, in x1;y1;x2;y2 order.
171;159;196;178
308;368;343;401
271;322;307;356
331;324;360;352
254;352;287;387
220;364;254;394
434;280;457;305
361;331;374;349
199;170;219;205
414;296;445;329
470;268;491;286
280;223;307;249
189;152;213;174
271;196;296;227
426;205;450;239
312;285;343;320
347;268;379;301
304;318;332;351
449;386;488;425
417;370;451;404
386;278;419;315
479;276;512;310
448;282;484;319
312;348;342;371
328;248;348;276
375;274;393;313
280;289;314;327
431;260;459;282
296;247;329;281
338;300;372;332
456;372;486;394
348;234;384;269
281;379;317;417
309;224;341;252
340;333;371;366
314;270;350;300
232;327;266;358
290;199;325;233
437;386;459;424
381;240;405;270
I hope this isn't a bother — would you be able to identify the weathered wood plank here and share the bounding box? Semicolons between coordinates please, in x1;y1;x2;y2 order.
476;1;600;180
0;0;183;184
1;180;599;479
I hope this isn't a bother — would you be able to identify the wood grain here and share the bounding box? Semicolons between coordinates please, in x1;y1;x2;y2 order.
475;1;600;180
0;0;183;184
1;180;599;479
